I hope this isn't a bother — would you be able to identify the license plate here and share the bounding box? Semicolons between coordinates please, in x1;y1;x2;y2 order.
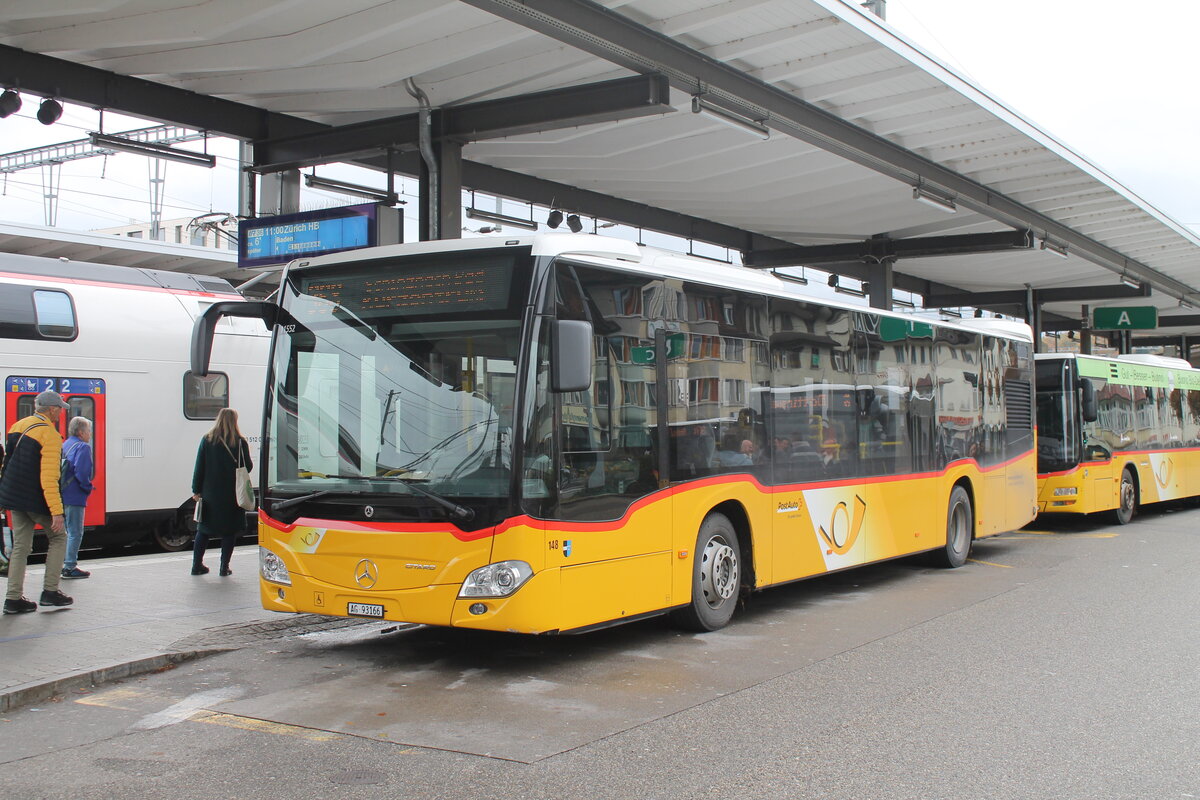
347;602;384;618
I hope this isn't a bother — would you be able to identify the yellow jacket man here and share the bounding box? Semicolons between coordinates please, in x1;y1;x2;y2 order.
0;390;73;614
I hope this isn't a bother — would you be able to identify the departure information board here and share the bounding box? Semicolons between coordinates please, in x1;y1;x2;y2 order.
302;257;515;316
239;203;401;268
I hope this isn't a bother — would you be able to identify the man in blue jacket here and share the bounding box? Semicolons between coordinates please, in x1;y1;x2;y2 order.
61;416;95;580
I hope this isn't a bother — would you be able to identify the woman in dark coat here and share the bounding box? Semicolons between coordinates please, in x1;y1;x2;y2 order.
191;408;252;576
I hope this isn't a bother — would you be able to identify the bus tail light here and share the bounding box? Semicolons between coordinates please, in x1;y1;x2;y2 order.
1053;487;1078;496
459;561;533;598
260;546;292;585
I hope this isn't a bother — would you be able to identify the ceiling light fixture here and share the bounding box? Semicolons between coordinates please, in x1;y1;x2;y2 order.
691;95;770;140
771;269;808;286
303;173;397;201
1180;297;1196;310
1040;239;1069;259
91;132;217;168
912;184;957;214
831;276;868;297
36;98;62;125
465;207;538;231
0;90;22;118
566;214;583;233
546;209;564;229
1119;273;1141;290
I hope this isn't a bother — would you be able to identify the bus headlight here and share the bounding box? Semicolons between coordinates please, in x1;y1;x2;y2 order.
1053;487;1078;496
260;547;292;585
459;561;533;598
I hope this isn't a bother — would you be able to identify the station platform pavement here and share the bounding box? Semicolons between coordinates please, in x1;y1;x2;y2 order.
0;544;283;712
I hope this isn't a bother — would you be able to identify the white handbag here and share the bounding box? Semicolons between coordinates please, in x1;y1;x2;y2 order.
225;440;256;511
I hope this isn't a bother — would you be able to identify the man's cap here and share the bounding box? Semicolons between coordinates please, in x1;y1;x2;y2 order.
35;390;69;409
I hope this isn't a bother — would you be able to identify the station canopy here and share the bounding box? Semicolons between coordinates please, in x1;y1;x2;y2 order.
2;0;1199;342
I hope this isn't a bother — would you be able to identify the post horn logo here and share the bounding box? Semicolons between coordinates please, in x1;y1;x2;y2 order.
354;559;379;589
818;495;867;556
1154;457;1173;489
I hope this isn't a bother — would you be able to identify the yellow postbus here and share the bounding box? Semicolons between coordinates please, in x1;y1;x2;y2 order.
194;235;1037;633
1035;353;1200;524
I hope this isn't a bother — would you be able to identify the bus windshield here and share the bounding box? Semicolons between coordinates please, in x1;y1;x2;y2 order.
263;248;534;522
1035;358;1081;473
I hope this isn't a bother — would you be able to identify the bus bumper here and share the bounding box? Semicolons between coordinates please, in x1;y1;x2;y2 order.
258;567;561;634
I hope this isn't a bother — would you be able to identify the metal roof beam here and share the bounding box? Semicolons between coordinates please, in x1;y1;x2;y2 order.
0;44;316;142
1129;335;1194;347
1153;314;1200;328
251;74;673;173
458;0;1194;300
742;230;1033;268
924;283;1152;308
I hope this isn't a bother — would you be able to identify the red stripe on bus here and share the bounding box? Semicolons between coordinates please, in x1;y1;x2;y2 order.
1037;446;1200;479
260;447;1037;540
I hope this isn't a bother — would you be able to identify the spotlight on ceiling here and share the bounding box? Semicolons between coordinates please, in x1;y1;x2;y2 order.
0;90;21;118
546;209;563;229
828;274;839;288
566;214;582;233
36;98;62;125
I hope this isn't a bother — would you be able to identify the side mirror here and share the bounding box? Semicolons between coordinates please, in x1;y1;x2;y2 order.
1080;377;1098;423
552;319;593;393
191;301;279;376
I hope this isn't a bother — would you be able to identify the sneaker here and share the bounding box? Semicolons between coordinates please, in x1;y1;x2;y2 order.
3;597;37;614
39;589;74;607
62;566;91;579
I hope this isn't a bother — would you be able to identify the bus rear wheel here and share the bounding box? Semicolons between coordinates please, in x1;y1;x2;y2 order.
671;513;741;632
932;485;972;568
1113;469;1136;525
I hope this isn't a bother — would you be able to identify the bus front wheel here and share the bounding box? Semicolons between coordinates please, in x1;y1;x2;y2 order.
932;486;972;568
671;513;741;632
1113;469;1137;525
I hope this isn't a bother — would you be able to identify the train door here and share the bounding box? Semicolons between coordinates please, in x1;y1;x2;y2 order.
4;376;106;525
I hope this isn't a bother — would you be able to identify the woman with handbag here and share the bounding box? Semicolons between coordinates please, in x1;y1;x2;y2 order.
190;407;254;576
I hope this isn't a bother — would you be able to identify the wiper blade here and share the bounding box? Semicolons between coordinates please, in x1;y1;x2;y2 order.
399;481;474;522
271;488;363;512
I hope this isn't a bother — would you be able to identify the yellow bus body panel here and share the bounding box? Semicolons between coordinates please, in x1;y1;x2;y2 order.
1037;449;1199;516
259;451;1037;634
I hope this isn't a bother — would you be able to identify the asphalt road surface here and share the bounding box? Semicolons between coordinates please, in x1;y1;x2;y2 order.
4;505;1199;800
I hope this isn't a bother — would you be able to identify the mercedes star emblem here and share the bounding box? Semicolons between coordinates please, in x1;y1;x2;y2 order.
354;559;379;589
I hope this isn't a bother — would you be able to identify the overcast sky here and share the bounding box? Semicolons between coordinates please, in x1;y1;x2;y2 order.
0;0;1195;237
885;0;1200;233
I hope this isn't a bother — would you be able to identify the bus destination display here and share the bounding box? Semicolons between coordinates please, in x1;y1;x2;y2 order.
302;259;514;316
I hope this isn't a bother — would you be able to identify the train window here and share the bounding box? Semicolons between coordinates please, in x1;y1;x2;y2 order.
183;371;229;420
32;290;77;339
68;396;95;428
